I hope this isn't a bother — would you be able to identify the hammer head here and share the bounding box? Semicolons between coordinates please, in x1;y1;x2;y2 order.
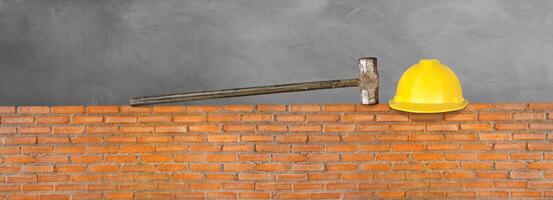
358;57;379;105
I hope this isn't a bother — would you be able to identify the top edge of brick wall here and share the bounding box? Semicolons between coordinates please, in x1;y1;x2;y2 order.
1;102;553;114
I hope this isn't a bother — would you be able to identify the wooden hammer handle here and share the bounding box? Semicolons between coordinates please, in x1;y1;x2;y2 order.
130;78;359;106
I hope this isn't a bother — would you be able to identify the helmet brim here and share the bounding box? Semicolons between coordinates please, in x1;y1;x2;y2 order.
389;100;469;113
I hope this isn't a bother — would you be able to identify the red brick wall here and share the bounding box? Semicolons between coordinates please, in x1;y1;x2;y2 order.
1;103;553;199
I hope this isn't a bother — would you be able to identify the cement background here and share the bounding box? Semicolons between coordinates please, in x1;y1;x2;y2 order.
1;0;552;105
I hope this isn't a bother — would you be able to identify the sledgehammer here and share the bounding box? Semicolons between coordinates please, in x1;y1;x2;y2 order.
130;57;378;106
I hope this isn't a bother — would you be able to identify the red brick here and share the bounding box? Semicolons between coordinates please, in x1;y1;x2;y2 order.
105;116;136;123
52;126;84;134
375;114;408;121
357;104;390;112
223;145;253;152
356;124;389;132
391;144;425;151
207;135;239;143
37;137;69;144
495;162;526;170
256;145;289;152
188;144;221;152
37;116;68;124
511;171;541;179
4;137;36;144
239;174;271;181
0;106;15;113
119;126;154;133
119;105;152;113
292;145;324;152
1;116;34;124
307;114;340;122
495;123;527;130
511;153;541;160
375;153;408;161
241;114;273;122
0;127;16;134
155;125;187;133
206;114;240;122
105;155;136;163
18;106;50;113
120;145;153;153
152;106;186;113
492;102;527;110
86;105;119;113
479;112;511;120
174;135;204;143
307;154;339;162
529;143;553;150
293;164;324;171
426;124;459;131
240;135;272;142
413;153;443;160
376;192;405;198
87;126;118;134
444;113;477;121
276;114;305;122
478;153;509;160
427;144;459;151
529;123;553;130
173;114;205;122
480;133;510;140
359;163;391;171
256;164;290;171
512;191;542;198
257;125;287;132
375;134;409;141
6;175;37;183
289;125;321;132
342;114;374;122
72;116;103;124
327;145;357;152
514;112;545;120
513;133;546;140
239;154;270;162
460;144;493;151
276;135;307;143
528;162;553;169
428;162;458;170
223;124;255;132
71;136;102;144
324;124;355;132
21;146;53;153
495;143;526;150
410;133;444;141
18;126;50;134
189;125;220;132
222;105;254;111
409;113;444;121
391;124;425;131
461;162;493;170
22;165;54;173
290;104;320;112
529;102;553;110
460;123;493;131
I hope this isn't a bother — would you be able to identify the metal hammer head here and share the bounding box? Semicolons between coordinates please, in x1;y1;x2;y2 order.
358;57;379;105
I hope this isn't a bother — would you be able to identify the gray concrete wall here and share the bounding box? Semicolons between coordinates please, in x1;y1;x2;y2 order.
1;0;552;105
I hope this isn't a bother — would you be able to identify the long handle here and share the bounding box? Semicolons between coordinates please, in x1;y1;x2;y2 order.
130;78;359;106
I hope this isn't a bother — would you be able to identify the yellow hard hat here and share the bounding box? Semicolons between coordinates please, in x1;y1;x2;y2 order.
389;59;468;113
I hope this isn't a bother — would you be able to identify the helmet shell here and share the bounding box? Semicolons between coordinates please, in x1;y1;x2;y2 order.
389;59;468;113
